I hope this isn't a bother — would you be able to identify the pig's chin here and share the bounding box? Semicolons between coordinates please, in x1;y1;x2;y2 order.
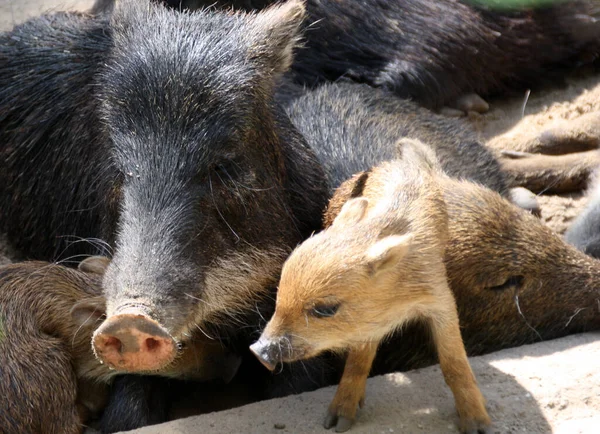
279;343;320;364
288;339;355;363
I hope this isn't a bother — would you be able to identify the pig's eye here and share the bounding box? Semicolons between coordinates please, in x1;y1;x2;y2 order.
487;275;523;291
214;160;240;181
310;303;340;318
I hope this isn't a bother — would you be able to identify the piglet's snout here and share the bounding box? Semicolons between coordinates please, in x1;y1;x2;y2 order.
93;312;176;372
249;336;283;371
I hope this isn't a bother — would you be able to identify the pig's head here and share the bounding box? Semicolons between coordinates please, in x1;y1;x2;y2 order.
94;0;328;371
71;257;242;381
251;198;417;371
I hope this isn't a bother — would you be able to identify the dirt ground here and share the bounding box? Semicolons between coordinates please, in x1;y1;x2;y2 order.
1;1;599;433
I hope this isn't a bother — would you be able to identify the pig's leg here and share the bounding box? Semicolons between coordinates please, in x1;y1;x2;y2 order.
428;293;490;434
487;112;600;155
490;111;600;155
324;341;378;433
499;149;600;194
532;112;600;155
490;111;600;194
99;375;170;433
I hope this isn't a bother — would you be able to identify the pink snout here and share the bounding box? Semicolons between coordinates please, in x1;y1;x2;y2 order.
93;313;176;372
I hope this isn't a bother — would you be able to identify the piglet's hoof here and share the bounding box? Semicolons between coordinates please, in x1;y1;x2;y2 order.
324;411;354;433
460;417;492;434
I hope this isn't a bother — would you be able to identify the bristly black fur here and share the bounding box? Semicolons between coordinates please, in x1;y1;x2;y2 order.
164;0;600;109
0;12;118;261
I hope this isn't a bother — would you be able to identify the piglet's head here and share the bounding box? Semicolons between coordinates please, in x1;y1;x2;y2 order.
251;198;414;370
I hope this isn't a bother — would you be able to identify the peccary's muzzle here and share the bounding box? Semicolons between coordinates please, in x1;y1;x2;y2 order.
93;305;177;372
249;335;290;371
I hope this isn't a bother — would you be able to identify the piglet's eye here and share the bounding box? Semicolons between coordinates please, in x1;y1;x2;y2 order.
311;303;340;318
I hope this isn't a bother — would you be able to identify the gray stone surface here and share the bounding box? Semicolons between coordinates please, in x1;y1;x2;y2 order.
123;333;600;434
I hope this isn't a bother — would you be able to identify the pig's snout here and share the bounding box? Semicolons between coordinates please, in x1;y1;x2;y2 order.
93;313;176;372
249;336;284;371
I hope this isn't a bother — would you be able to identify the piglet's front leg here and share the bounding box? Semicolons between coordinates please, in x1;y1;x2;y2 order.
324;341;378;432
429;296;491;434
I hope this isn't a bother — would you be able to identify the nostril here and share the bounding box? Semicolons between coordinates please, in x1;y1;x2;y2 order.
102;336;122;353
250;340;280;371
92;313;177;371
145;337;160;352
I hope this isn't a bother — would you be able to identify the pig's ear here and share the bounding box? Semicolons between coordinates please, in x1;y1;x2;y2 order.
366;234;413;273
397;138;443;174
71;296;106;328
324;171;370;228
332;197;369;227
78;256;111;276
249;0;306;75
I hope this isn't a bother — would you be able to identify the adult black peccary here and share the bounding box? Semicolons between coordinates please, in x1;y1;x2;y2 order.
1;2;333;430
1;0;509;371
157;0;600;109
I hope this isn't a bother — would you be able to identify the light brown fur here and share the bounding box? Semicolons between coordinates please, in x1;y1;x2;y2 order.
255;140;490;433
325;144;600;370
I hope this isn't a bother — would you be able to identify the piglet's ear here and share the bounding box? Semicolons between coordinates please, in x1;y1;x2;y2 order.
366;234;413;273
78;256;111;276
333;197;369;227
249;0;306;75
71;296;107;328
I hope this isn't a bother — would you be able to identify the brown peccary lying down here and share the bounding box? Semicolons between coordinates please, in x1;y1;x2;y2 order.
251;139;600;432
0;258;241;434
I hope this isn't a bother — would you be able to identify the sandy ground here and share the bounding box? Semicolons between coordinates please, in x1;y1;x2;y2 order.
123;332;600;434
0;0;94;30
1;1;600;433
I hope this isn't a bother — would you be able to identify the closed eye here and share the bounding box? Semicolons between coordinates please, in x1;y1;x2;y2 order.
310;303;340;318
214;160;239;181
488;275;523;291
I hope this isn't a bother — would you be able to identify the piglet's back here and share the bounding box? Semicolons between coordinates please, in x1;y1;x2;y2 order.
325;138;449;248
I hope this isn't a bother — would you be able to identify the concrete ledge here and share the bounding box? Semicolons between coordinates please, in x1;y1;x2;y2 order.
123;332;600;434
